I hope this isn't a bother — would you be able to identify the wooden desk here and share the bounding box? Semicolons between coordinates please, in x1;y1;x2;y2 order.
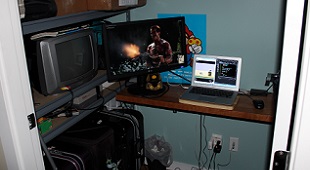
116;85;275;123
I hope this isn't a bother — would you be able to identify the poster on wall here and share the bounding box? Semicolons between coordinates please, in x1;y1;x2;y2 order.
159;13;207;84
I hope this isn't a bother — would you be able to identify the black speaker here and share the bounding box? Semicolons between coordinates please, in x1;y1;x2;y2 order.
22;0;57;22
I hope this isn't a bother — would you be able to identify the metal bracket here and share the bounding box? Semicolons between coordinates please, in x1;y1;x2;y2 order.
265;72;280;86
273;150;290;170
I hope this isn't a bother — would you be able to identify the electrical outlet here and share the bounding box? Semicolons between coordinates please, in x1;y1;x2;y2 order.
229;137;239;152
212;134;222;147
208;140;213;150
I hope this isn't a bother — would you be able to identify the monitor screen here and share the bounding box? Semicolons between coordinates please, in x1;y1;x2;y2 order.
191;54;242;91
55;36;94;82
103;17;186;81
102;16;187;95
25;29;98;95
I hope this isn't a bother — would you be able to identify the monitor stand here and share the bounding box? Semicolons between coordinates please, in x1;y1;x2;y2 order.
127;74;167;96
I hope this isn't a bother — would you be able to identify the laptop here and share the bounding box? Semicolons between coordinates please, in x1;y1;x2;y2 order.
179;54;242;106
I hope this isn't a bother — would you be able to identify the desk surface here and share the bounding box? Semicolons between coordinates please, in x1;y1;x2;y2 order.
116;85;275;123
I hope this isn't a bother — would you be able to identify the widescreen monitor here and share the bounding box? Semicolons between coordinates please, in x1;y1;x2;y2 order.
103;16;187;95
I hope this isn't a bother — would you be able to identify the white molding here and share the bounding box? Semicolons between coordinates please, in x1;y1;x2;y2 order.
269;0;305;169
288;1;310;169
0;0;44;169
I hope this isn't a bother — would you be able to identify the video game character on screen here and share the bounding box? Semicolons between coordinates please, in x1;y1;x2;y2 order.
146;25;173;67
108;18;186;77
194;56;216;84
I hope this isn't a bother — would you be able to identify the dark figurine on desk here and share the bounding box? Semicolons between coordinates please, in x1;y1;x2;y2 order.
145;73;163;91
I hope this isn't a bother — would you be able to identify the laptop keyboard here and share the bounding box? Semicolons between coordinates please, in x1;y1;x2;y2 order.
189;87;234;98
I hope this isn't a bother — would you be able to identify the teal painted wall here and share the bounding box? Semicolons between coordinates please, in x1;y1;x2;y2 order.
109;0;283;169
136;106;272;170
110;0;284;91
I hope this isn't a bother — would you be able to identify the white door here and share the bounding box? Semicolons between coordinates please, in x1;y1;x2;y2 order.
0;0;44;169
269;0;310;169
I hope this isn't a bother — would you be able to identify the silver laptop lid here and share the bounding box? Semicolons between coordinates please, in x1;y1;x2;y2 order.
191;54;242;92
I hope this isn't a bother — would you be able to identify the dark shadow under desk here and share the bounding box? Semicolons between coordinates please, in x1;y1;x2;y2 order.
116;85;275;124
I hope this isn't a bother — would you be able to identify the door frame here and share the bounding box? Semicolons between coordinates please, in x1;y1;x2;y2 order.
0;0;44;169
269;0;308;169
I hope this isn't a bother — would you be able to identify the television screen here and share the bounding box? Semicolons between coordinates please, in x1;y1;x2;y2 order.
55;36;94;82
102;17;187;95
26;29;98;95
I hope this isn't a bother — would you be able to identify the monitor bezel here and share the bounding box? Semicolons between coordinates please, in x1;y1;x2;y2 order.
102;16;188;82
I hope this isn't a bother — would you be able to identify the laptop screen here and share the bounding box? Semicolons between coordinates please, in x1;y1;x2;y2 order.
191;54;242;91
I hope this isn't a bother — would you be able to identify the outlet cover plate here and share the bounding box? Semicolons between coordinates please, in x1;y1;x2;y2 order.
212;134;222;146
229;137;239;151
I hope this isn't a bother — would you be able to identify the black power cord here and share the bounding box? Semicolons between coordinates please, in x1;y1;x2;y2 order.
168;70;191;83
207;140;222;170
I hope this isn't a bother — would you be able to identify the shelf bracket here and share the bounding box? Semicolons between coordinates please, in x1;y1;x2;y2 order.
126;10;131;22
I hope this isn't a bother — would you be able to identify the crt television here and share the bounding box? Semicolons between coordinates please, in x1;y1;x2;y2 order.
102;16;187;94
27;29;98;95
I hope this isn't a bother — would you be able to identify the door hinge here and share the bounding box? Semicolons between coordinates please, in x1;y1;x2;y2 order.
27;113;36;130
273;150;290;170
